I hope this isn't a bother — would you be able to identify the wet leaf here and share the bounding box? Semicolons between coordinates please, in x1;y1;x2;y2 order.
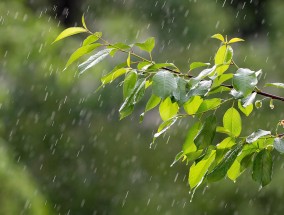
123;71;137;99
119;79;146;119
238;100;253;117
194;115;217;149
65;43;101;69
154;117;177;138
265;82;284;89
241;92;257;107
172;77;189;104
79;49;111;74
232;68;258;98
152;70;177;99
207;144;243;182
252;150;272;187
246;129;271;143
273;137;284;153
187;80;212;97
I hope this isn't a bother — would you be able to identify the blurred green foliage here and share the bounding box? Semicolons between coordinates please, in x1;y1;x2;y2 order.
0;0;284;214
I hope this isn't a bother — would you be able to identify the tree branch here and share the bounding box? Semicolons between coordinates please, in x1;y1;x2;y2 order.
161;66;284;102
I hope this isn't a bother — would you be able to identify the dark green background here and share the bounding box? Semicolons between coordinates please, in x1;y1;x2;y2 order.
0;0;284;214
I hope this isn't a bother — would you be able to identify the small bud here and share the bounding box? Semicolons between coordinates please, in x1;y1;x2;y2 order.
255;100;262;109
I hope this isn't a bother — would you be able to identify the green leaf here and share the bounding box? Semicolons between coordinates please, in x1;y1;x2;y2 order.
211;34;225;42
154;117;177;138
228;38;245;44
110;42;131;50
252;150;272;187
274;137;284;153
215;45;233;75
241;92;257;107
123;71;137;99
217;137;236;149
119;79;146;119
159;97;179;121
227;144;257;181
195;66;216;80
182;122;202;154
232;68;258;98
127;52;131;67
82;14;87;29
135;37;155;53
79;49;111;74
65;43;101;69
216;126;232;135
223;107;242;137
246;129;271;143
152;70;177;99
189;148;216;189
188;80;212;97
53;27;88;43
211;73;233;89
183;96;203;115
207;144;243;182
137;62;152;70
173;77;189;104
145;94;161;112
101;68;129;84
82;32;102;46
190;62;210;71
119;105;134;120
265;83;284;89
196;98;221;114
194;115;217;149
238;100;253;117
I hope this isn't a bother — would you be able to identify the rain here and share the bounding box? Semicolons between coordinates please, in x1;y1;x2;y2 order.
1;0;284;215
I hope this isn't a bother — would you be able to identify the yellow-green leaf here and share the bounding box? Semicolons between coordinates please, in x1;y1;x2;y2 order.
223;107;242;137
65;43;101;69
82;14;87;29
53;27;88;43
238;100;253;117
145;94;161;112
189;148;216;189
82;32;102;46
101;68;129;84
211;34;225;42
159;97;179;121
215;45;233;75
127;52;131;67
183;96;203;115
228;38;244;44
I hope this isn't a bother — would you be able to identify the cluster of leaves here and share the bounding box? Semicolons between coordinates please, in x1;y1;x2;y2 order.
53;15;284;191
